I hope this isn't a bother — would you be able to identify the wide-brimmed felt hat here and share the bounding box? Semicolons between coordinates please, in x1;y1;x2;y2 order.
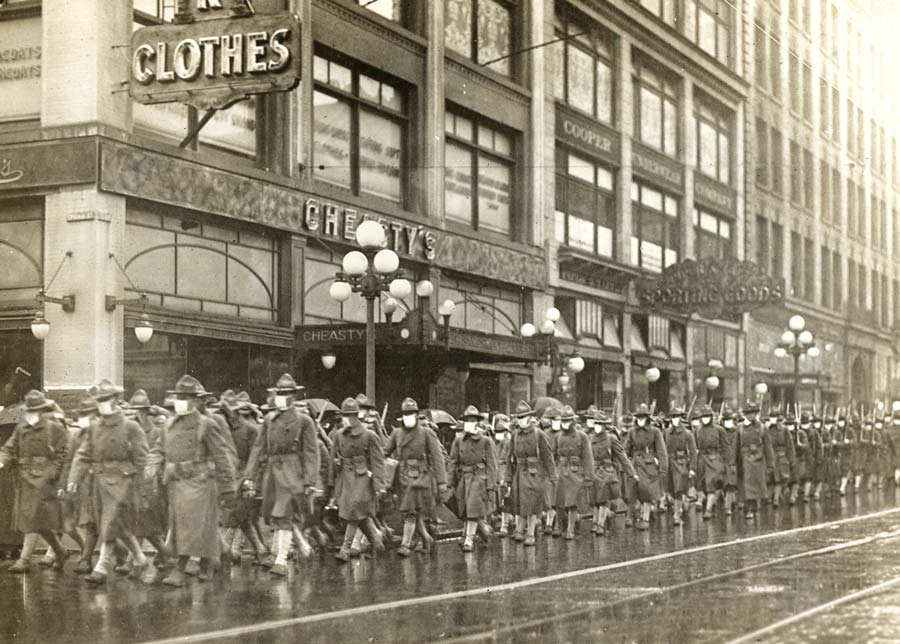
23;390;54;412
128;389;152;409
460;405;481;420
167;375;206;397
561;405;576;421
633;403;651;418
512;401;533;418
355;393;376;410
341;397;360;415
93;379;124;402
75;395;97;416
268;373;301;394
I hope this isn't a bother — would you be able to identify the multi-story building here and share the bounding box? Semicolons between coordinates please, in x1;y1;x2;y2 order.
748;0;900;406
0;0;893;414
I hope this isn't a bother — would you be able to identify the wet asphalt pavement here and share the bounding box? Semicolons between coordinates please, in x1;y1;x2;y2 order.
3;491;900;644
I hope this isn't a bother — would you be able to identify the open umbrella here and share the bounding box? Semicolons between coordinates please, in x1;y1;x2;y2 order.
531;396;563;417
422;409;457;426
305;398;340;417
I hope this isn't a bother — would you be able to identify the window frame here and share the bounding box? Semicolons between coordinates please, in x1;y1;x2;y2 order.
692;207;733;260
444;0;519;79
554;147;617;259
694;96;733;185
630;180;681;273
686;0;733;66
311;50;410;207
553;8;616;125
633;58;680;158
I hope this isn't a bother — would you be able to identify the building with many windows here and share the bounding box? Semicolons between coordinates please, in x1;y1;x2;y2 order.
0;0;896;414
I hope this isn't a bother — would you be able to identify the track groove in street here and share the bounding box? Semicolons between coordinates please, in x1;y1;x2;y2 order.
134;505;900;644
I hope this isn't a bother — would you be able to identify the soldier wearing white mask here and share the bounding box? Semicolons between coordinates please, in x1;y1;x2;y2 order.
448;405;498;552
508;401;557;546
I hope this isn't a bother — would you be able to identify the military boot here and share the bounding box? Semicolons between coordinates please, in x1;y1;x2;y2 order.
461;521;476;552
397;519;416;557
335;524;356;563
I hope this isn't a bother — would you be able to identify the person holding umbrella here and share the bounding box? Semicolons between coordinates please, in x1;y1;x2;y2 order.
0;390;70;573
508;401;557;546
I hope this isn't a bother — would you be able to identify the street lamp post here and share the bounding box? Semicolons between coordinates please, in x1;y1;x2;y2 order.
773;314;819;407
328;220;408;402
520;307;585;398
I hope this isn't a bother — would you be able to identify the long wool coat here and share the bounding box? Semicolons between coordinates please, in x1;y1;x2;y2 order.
0;416;68;533
145;410;236;558
694;422;728;492
509;424;557;516
69;411;148;542
244;407;320;521
767;424;795;483
665;427;697;495
384;421;447;516
736;421;774;501
624;424;668;502
721;425;739;487
553;428;593;508
329;422;386;522
448;432;497;519
589;429;635;504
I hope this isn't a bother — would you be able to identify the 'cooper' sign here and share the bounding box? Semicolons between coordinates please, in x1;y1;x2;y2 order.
130;6;300;110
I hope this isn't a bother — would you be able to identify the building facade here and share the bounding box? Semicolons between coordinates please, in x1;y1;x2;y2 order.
0;0;895;414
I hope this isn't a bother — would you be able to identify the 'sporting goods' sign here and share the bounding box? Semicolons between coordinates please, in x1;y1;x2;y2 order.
638;257;784;320
130;6;300;110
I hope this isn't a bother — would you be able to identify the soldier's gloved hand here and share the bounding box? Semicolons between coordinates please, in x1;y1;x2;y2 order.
66;482;78;495
688;469;696;478
303;485;315;496
633;475;640;481
57;488;65;498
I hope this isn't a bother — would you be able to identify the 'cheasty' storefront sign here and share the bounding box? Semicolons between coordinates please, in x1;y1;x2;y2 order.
130;3;300;110
638;257;784;320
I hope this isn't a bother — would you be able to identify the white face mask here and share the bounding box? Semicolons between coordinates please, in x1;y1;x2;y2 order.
586;419;595;429
77;416;91;429
701;416;711;426
494;431;507;441
801;424;810;430
743;418;752;426
517;417;530;429
550;420;561;431
691;420;701;430
274;395;290;410
25;412;39;427
463;421;477;434
593;425;603;434
724;420;734;429
97;400;116;416
174;399;191;416
671;418;682;427
402;415;417;429
636;418;647;428
838;420;846;428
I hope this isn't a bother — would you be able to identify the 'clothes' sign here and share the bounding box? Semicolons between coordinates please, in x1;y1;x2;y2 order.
130;5;300;110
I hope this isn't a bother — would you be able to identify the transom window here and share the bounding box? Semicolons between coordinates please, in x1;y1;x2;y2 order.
694;98;732;184
445;0;515;76
312;54;407;204
693;208;732;260
631;181;680;273
551;13;614;124
554;149;616;259
444;110;515;236
685;0;732;65
634;61;679;157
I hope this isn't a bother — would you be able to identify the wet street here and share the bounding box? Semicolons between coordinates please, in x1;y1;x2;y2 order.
3;492;900;644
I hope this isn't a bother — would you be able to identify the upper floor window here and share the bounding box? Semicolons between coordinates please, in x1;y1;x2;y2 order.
686;0;732;66
634;61;678;157
631;181;680;273
552;14;614;124
554;149;616;259
134;0;175;22
445;109;515;237
312;54;408;204
445;0;514;76
693;209;732;260
694;98;732;184
639;0;678;28
354;0;405;24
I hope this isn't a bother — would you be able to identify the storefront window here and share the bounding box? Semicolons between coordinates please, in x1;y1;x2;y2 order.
692;208;732;260
445;0;514;76
634;61;679;157
0;202;42;303
552;11;614;124
685;0;732;65
312;54;407;204
555;150;615;258
444;109;514;237
124;209;280;322
694;97;732;184
440;275;522;337
631;181;680;273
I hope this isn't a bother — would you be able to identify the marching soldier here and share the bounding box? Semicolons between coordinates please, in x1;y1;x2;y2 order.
872;417;887;490
589;410;637;535
785;414;806;504
329;398;387;562
624;404;668;531
889;410;900;486
853;415;868;491
448;405;498;552
694;404;728;520
65;396;100;574
736;401;773;520
665;405;696;526
822;413;841;497
837;411;854;496
508;401;557;546
492;414;513;536
766;409;795;506
810;413;827;499
242;374;319;575
720;406;740;516
543;406;562;536
552;405;593;540
384;397;447;557
799;412;824;500
0;390;70;573
219;390;260;563
67;381;150;584
145;375;237;587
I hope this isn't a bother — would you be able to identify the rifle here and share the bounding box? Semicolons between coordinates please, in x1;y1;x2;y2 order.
381;402;389;426
686;394;698;422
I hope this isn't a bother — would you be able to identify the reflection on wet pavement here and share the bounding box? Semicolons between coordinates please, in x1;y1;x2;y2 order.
2;490;900;644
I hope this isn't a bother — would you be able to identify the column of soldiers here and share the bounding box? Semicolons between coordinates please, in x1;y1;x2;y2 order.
4;379;900;579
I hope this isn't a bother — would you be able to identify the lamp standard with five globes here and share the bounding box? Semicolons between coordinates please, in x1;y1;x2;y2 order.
773;314;819;406
520;307;585;397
